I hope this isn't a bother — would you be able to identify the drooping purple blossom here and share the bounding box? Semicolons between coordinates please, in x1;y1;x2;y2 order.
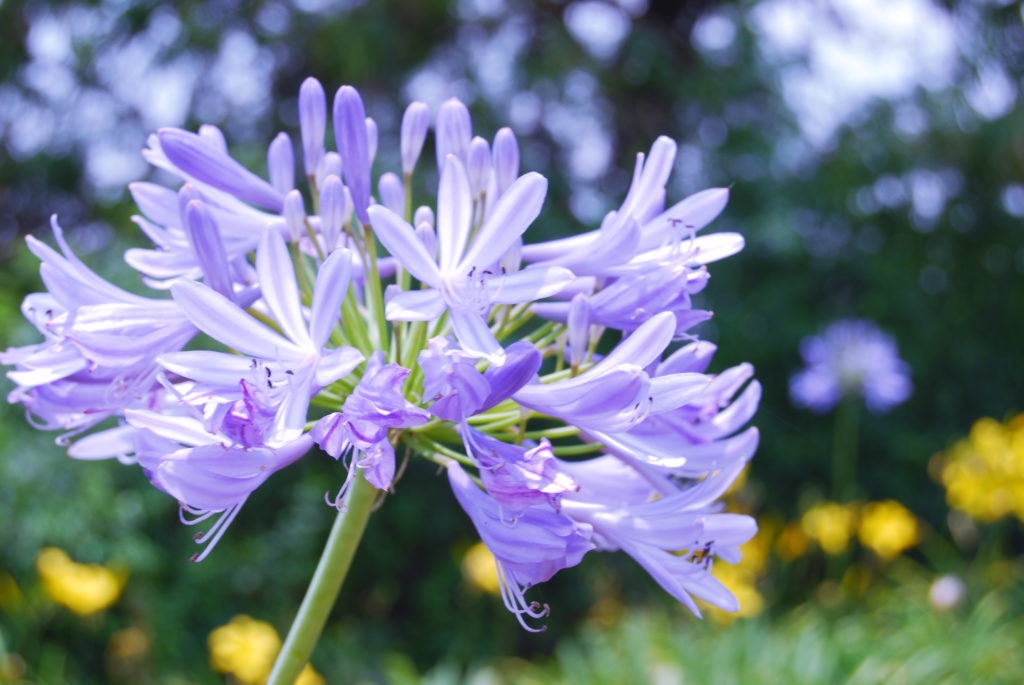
447;461;593;631
790;318;912;413
312;352;430;492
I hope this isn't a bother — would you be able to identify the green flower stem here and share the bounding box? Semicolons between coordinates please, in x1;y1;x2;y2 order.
266;472;377;685
553;442;604;456
341;289;374;357
362;225;390;352
832;395;860;501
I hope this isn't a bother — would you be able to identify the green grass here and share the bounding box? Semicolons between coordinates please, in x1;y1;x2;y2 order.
384;577;1022;685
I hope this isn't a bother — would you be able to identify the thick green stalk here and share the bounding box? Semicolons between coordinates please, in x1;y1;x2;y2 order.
832;395;860;501
266;473;377;685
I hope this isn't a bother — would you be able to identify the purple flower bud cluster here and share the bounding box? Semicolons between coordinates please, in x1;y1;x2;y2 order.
2;80;760;627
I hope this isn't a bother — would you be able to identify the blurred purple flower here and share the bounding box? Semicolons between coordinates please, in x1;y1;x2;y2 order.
790;318;911;413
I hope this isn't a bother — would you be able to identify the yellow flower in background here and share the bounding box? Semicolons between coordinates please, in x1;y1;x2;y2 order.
801;502;857;555
461;541;501;595
857;500;919;560
295;663;326;685
209;615;279;684
208;614;323;685
775;522;809;560
36;547;125;616
938;415;1024;523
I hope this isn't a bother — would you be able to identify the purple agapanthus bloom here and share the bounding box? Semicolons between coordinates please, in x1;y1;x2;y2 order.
3;78;762;631
790;318;911;413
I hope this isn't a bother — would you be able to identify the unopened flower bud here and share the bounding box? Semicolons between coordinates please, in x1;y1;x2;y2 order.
492;127;519;198
366;117;378;166
467;136;491;199
320;175;346;253
333;85;371;225
316;152;343;190
435;98;472;170
378;172;404;216
413;205;434;229
267;132;294;194
299;77;327;177
283;189;306;242
400;101;430;175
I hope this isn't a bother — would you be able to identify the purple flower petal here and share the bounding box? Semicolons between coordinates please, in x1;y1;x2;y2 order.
309;247;353;349
437;155;474;273
485;266;574;305
159;350;257;386
170;279;302;362
255;227;311;348
184;200;234;300
157;128;284;211
479;340;542;411
457;172;547;275
449;309;504;363
385;289;446;322
366;205;442;288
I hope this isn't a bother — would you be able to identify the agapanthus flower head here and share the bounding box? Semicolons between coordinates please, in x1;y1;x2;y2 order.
790;318;911;413
3;77;762;630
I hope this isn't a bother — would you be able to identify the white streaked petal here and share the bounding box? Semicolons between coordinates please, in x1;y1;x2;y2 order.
620;136;676;219
515;366;644;413
385;288;446;321
449;309;504;364
648;373;712;414
256;228;311;348
124;409;219;446
437;155;474;272
485;266;574;305
129;182;181;228
68;426;139;460
639;187;730;252
458;172;547;274
273;372;316;441
689;232;745;265
170;279;303;361
159;350;258;386
309;248;353;349
366;205;442;288
315;346;364;387
590;311;676;375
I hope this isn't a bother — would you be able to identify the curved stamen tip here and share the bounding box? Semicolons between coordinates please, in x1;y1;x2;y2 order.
189;553;201;563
